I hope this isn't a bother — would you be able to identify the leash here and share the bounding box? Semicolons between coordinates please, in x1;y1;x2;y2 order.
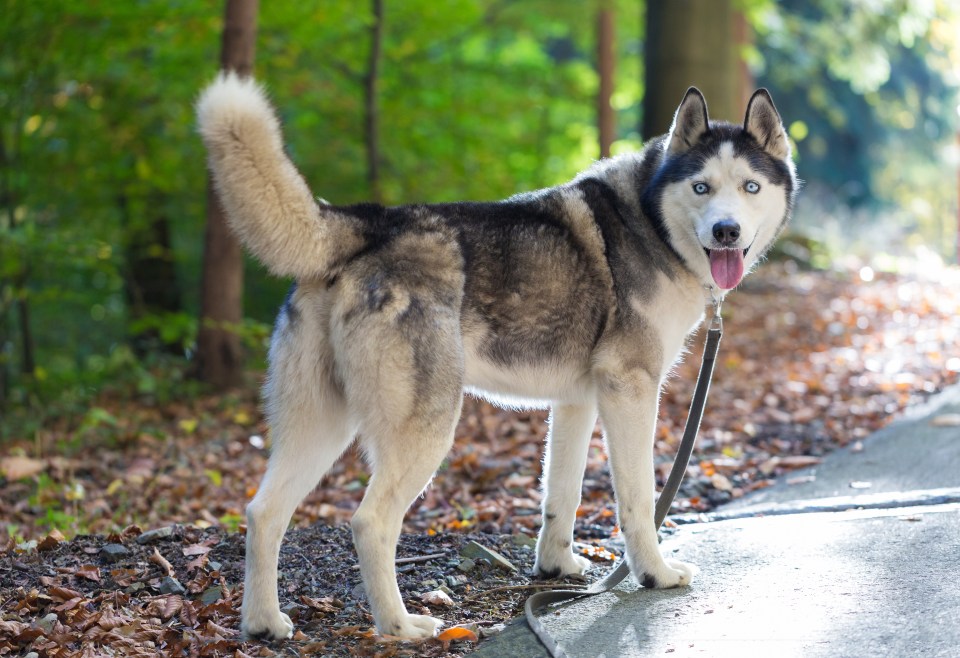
524;302;724;658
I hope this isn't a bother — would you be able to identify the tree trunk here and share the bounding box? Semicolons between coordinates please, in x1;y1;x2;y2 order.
365;0;385;202
642;0;740;139
597;5;615;159
196;0;258;389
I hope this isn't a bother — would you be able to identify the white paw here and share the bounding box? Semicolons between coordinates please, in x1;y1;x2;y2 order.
534;549;591;579
378;612;443;639
241;608;293;641
635;558;698;589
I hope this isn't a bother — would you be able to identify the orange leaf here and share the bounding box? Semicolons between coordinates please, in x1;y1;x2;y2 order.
437;626;478;643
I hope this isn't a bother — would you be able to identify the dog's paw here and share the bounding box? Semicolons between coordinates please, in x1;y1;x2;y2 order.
241;609;294;641
379;613;443;639
533;550;591;579
636;558;698;589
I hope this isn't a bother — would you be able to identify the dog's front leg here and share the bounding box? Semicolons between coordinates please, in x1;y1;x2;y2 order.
598;368;697;588
534;403;597;578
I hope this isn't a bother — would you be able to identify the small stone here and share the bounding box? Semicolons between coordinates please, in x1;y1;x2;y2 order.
511;533;537;549
479;623;506;639
460;541;517;572
37;612;58;634
24;653;39;658
280;602;302;621
136;526;174;545
99;543;131;563
457;558;476;573
158;576;186;596
438;585;455;597
207;560;223;572
200;585;222;605
420;579;439;589
124;582;145;594
445;574;468;588
351;583;366;601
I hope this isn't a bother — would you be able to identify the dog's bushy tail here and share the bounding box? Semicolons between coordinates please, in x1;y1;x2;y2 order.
196;73;361;280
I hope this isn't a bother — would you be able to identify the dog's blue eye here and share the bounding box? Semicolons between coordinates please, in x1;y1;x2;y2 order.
693;182;710;195
745;180;760;194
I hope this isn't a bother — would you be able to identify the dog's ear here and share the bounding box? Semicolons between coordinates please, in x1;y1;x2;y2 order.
744;89;790;159
666;87;710;155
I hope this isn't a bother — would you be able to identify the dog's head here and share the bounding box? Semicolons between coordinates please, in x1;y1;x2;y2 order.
644;87;798;291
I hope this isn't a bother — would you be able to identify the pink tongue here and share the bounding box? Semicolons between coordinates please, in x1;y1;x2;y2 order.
709;250;744;289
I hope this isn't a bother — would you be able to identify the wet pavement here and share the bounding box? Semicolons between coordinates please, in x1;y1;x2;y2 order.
475;385;960;657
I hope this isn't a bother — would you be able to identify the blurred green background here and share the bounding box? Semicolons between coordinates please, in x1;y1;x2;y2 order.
1;0;958;434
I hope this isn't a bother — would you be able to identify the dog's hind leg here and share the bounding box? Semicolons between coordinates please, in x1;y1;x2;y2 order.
534;402;597;578
351;401;460;638
241;309;356;640
339;306;464;638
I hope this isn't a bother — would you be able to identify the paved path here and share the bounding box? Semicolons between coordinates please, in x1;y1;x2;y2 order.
475;385;960;657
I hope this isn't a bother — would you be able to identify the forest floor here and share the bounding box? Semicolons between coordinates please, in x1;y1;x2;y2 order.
1;260;959;656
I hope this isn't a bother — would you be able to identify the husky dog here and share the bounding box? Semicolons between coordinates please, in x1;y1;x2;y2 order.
196;74;796;640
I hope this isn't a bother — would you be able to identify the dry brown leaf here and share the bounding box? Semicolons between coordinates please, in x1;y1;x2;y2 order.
183;543;213;557
109;568;140;587
53;596;85;612
45;584;83;602
0;619;29;635
37;528;66;552
205;619;238;637
75;564;102;582
186;554;208;573
300;595;343;613
145;595;183;620
0;455;46;480
149;548;175;577
179;599;198;627
97;606;132;630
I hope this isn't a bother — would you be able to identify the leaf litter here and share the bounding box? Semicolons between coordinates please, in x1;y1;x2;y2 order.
1;263;958;655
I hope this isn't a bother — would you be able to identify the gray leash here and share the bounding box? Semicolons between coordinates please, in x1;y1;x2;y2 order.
524;305;724;658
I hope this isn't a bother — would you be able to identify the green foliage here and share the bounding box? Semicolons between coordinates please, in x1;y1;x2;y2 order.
0;0;956;437
751;0;960;259
1;0;644;434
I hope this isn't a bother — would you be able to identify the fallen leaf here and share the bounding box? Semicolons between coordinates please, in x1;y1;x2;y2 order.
178;418;198;433
0;455;46;480
149;548;175;577
75;564;101;582
930;414;960;427
437;626;478;643
182;543;213;557
421;590;455;608
300;595;343;613
37;528;65;551
777;456;823;469
144;595;183;620
46;584;84;601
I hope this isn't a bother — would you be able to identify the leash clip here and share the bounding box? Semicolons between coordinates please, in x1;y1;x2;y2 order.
709;298;723;333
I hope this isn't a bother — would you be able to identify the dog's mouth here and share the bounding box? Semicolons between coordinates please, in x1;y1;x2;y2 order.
703;247;748;290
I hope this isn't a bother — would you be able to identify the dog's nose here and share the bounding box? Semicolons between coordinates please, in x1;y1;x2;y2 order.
712;220;740;246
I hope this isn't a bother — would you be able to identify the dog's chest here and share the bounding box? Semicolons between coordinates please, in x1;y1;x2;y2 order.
631;275;707;379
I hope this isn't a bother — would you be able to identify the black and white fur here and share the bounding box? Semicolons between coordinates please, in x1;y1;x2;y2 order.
196;75;797;640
